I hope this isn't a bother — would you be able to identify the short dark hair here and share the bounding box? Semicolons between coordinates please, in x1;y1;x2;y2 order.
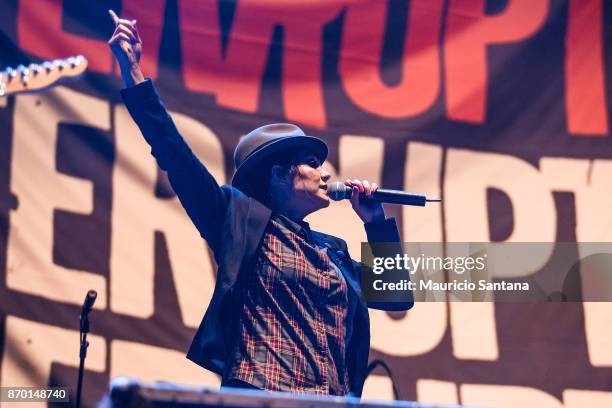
240;148;301;205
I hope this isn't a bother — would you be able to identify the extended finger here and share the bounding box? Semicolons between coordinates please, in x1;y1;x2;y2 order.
110;11;137;28
371;182;379;192
109;9;120;24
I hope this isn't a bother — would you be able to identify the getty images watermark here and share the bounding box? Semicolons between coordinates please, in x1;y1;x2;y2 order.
360;243;612;302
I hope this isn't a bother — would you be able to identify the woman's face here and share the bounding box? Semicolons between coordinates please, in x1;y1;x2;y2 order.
284;151;332;216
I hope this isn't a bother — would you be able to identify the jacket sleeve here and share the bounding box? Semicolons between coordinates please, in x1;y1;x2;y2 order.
120;79;228;255
364;217;401;243
362;217;414;311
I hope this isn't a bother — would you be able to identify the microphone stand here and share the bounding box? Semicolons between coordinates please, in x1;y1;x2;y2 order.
77;309;90;408
77;291;96;408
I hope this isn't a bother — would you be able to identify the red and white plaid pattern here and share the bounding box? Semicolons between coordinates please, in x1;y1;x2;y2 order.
225;215;350;395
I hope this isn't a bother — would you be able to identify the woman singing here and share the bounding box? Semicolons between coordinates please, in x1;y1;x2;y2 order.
108;9;413;397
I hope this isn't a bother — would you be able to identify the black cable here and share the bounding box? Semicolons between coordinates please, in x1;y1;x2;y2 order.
364;359;401;400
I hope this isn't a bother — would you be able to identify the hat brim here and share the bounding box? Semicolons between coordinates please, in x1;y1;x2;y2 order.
232;135;328;192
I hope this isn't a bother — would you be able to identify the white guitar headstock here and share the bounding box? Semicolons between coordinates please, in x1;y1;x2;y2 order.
0;55;88;97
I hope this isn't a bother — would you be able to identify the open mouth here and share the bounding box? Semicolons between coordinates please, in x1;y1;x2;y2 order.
320;184;328;190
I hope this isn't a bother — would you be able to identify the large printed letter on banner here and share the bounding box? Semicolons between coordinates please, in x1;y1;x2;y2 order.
180;0;342;127
445;148;555;360
540;157;612;367
573;159;612;367
340;0;443;119
7;88;108;308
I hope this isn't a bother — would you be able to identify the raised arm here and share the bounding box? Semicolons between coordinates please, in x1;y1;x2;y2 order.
108;9;228;254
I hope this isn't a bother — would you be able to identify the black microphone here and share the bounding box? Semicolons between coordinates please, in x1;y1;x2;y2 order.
81;290;97;316
327;181;441;206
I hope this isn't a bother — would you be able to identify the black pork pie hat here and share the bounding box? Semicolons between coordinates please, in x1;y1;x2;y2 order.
232;123;328;192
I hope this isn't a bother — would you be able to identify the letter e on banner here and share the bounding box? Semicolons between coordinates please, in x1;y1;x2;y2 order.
7;88;108;308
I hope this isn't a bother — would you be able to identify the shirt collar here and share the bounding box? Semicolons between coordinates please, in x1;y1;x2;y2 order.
276;213;313;243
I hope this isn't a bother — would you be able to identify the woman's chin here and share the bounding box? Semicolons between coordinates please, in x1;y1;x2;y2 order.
296;190;330;213
306;195;330;214
317;192;331;207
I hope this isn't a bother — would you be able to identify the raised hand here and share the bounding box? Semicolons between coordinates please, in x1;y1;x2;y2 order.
108;9;144;87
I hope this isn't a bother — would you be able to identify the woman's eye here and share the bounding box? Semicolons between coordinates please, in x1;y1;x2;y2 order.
308;160;319;168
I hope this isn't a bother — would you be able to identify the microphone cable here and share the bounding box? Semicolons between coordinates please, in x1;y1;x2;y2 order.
364;359;401;400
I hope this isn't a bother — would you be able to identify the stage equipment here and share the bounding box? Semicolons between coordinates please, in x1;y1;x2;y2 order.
103;377;464;408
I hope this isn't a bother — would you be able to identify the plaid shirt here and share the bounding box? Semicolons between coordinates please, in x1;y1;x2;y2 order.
224;214;351;395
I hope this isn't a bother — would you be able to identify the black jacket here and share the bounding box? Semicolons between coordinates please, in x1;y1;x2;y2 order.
121;79;413;396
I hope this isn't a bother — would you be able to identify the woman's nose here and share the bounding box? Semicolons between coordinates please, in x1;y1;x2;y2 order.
321;169;331;181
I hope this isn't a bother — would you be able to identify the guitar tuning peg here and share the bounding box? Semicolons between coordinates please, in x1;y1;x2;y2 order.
54;60;66;71
7;67;16;81
30;64;42;76
43;61;53;72
18;66;30;86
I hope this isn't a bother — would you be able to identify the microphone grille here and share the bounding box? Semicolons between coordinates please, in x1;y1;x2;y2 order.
328;181;349;201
